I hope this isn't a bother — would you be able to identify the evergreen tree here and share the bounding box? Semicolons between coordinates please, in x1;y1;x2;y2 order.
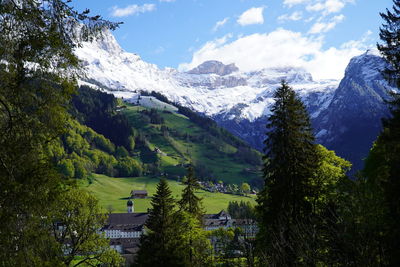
227;201;256;219
177;166;211;266
378;0;400;88
136;179;182;267
363;1;400;264
178;166;204;219
256;81;319;265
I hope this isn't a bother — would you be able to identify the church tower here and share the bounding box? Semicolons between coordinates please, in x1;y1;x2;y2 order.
127;198;134;213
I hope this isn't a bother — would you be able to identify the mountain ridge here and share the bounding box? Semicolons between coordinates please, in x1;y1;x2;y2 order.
76;30;395;172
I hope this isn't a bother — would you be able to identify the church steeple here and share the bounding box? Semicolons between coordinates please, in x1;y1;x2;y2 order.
127;198;134;213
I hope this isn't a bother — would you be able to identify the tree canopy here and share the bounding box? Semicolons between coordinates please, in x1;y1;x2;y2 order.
178;166;204;219
0;0;120;264
136;179;182;266
378;0;400;88
256;81;351;265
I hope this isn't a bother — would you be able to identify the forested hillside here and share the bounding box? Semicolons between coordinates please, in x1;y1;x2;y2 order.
66;86;262;187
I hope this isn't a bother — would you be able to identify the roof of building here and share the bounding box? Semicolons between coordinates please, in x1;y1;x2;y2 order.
102;213;148;231
204;210;230;219
102;210;254;232
204;218;256;227
131;190;148;195
203;211;255;227
217;210;230;217
204;219;229;227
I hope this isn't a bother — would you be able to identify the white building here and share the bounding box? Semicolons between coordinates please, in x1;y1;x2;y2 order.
100;200;148;255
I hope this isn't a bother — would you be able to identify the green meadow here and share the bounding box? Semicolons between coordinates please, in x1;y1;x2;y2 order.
80;174;256;214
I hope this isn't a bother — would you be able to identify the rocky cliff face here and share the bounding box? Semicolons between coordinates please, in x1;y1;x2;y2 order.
76;31;394;172
187;60;239;76
313;52;392;170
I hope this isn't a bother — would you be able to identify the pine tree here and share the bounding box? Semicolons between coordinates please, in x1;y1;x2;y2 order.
378;0;400;88
136;179;183;267
256;81;319;265
366;1;400;264
176;166;212;266
178;166;204;219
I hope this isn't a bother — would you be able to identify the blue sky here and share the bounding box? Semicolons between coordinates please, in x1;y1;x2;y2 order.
73;0;393;80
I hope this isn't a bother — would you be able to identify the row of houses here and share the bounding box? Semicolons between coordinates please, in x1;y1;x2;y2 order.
100;199;257;264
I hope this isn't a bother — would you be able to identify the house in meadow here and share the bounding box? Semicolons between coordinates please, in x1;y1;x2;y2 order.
130;190;148;199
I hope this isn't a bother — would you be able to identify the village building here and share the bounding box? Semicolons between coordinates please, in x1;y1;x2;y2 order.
100;200;148;265
102;213;147;240
100;201;257;264
204;210;257;237
130;190;148;199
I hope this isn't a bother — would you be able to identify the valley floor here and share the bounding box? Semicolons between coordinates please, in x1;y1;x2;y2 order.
80;174;256;213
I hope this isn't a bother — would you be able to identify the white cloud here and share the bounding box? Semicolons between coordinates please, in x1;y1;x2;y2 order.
237;7;265;26
283;0;310;7
306;0;354;15
179;28;367;80
308;14;345;34
160;0;175;2
110;4;155;17
341;30;373;50
278;11;303;22
212;17;229;32
305;16;315;23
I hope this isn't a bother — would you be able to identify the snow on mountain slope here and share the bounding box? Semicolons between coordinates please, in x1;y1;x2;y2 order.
76;31;394;172
76;30;339;122
313;52;394;171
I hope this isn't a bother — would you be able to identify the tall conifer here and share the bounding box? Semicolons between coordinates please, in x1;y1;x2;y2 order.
378;0;400;88
177;166;211;266
367;1;400;264
256;81;319;265
178;166;204;219
136;179;182;266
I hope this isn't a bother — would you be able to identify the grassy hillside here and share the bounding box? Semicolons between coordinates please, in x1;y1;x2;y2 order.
69;86;263;212
122;104;261;184
81;174;256;214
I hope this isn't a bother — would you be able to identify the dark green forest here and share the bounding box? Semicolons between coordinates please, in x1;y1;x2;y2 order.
1;0;400;266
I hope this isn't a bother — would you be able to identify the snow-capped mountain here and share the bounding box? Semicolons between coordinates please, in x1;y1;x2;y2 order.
76;30;393;172
76;30;338;121
313;52;392;170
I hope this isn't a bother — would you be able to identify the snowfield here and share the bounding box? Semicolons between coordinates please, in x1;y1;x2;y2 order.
75;30;340;122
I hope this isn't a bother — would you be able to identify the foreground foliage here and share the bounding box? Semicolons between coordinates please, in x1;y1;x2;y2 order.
0;0;121;265
52;188;123;266
256;81;352;265
136;178;212;266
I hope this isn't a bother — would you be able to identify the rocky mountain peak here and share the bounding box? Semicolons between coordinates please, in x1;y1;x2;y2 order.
93;30;124;56
75;29;393;173
344;50;386;80
187;60;239;76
